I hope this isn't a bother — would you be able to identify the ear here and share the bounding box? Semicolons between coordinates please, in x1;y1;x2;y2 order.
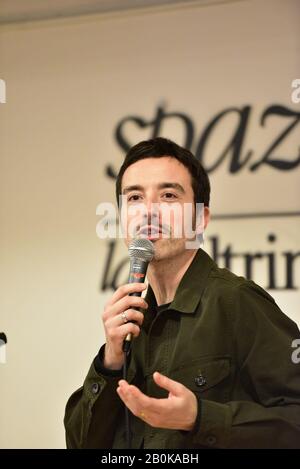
195;206;210;236
203;206;210;229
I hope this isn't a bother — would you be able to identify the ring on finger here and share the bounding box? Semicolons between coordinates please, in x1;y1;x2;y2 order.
121;311;128;324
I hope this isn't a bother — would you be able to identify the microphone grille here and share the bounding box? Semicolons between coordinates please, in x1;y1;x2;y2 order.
128;238;155;262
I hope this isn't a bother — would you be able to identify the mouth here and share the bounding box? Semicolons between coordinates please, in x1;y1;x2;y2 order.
138;225;164;240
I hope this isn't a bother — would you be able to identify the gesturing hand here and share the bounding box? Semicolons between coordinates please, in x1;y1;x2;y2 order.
117;371;198;432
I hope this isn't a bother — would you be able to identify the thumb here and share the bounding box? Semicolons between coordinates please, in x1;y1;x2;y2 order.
153;371;183;396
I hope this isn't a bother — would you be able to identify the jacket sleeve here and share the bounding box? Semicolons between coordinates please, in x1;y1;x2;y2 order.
188;281;300;449
64;345;123;449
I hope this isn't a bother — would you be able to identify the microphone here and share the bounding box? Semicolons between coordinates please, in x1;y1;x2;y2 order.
122;238;154;353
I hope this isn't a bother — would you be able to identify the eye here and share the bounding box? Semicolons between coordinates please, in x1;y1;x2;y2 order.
128;194;142;202
162;192;177;200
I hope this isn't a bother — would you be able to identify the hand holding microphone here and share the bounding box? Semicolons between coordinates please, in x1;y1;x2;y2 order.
102;239;154;370
123;238;155;352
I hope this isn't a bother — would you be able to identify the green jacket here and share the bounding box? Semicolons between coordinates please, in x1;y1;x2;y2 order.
64;248;300;448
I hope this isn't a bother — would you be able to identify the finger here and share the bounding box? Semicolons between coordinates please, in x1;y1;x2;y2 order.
111;321;141;340
106;283;147;307
116;384;141;415
117;382;178;429
117;385;173;428
117;383;156;414
153;371;184;396
108;295;148;319
110;309;145;328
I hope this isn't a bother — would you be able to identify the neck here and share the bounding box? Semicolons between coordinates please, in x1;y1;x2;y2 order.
147;249;198;306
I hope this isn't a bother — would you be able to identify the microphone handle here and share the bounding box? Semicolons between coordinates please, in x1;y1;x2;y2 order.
123;258;148;353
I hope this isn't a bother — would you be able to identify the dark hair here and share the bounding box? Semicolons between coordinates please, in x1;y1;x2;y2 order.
116;137;210;207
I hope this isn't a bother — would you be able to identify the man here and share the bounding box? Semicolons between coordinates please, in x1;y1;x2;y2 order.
64;137;300;448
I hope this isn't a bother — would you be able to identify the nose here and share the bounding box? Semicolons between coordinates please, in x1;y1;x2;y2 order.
143;196;160;226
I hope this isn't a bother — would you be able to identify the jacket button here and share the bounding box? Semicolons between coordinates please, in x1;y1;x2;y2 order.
194;374;206;387
206;435;217;446
91;383;100;394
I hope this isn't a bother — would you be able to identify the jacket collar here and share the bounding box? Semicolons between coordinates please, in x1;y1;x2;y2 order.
144;248;215;315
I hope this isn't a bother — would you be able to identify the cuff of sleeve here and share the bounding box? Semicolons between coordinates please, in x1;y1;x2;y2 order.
83;360;122;407
190;399;232;448
179;393;202;438
93;344;123;378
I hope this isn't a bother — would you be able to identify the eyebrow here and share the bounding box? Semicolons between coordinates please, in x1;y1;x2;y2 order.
122;182;185;195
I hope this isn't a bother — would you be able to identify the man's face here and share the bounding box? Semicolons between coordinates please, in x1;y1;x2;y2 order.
120;156;209;261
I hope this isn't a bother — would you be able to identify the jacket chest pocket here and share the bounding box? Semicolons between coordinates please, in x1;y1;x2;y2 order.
170;357;231;403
